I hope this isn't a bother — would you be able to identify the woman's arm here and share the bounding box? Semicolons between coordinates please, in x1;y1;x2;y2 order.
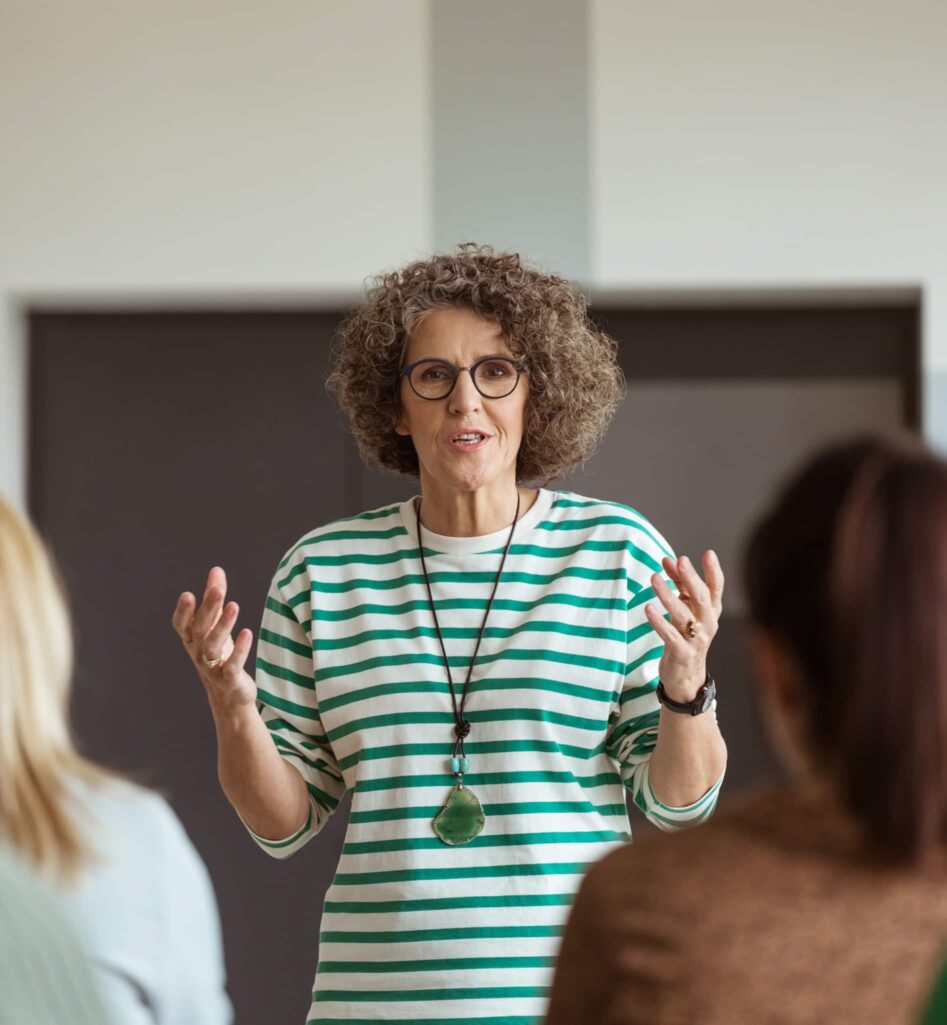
644;550;728;808
173;567;310;841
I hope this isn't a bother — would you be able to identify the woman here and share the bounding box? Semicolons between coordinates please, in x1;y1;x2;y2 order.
546;435;947;1025
173;245;727;1024
0;497;232;1025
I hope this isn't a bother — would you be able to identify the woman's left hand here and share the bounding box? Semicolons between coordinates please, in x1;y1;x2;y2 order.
645;550;724;702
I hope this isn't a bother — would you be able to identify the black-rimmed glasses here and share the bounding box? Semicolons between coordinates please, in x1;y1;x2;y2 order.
399;356;524;400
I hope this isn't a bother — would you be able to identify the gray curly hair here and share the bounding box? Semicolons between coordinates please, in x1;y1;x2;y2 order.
326;244;624;484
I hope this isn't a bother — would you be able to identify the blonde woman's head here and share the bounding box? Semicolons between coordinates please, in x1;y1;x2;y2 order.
0;496;104;881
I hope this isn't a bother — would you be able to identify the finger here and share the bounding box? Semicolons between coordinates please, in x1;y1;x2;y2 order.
703;550;725;609
204;601;239;660
677;555;712;613
206;565;227;595
661;557;693;603
645;602;689;652
172;592;197;641
223;627;254;679
193;569;227;639
651;573;693;629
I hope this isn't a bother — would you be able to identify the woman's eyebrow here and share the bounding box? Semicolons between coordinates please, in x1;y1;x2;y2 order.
413;352;515;364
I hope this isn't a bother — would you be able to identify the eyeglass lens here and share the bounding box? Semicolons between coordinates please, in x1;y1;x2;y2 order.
408;359;519;399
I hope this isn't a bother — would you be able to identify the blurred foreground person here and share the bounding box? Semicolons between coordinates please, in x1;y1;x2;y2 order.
0;851;110;1025
0;497;232;1025
546;435;947;1025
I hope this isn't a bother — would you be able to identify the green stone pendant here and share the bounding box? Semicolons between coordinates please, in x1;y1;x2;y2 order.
432;783;485;846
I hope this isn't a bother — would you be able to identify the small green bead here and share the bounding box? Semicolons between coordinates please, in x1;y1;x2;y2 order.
458;757;470;773
450;756;461;774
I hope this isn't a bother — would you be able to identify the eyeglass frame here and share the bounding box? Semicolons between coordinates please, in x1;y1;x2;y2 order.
398;355;526;401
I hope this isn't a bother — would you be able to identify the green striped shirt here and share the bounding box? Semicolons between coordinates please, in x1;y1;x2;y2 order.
251;489;723;1024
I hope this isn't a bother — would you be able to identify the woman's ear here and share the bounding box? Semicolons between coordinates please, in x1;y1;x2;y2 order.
750;626;813;778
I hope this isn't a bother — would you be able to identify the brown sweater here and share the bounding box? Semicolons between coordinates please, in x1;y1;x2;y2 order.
546;784;947;1025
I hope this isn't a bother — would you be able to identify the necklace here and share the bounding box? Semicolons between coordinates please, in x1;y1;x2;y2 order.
416;493;521;846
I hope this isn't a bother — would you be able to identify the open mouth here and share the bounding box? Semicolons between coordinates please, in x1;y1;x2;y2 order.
450;431;490;448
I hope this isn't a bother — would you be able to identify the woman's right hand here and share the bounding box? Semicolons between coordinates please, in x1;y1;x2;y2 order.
172;566;257;713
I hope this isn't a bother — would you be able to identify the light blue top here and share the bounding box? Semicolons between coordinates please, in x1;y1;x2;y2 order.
0;850;110;1025
58;780;232;1025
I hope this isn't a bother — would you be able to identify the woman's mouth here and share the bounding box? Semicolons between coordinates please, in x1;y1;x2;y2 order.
449;431;491;451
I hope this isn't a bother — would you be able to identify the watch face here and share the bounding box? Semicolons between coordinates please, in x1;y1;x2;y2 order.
697;680;716;712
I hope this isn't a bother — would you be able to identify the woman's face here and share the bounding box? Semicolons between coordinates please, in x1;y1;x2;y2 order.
395;307;528;497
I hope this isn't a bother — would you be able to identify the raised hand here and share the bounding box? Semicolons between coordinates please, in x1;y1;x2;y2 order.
645;550;725;702
172;566;257;712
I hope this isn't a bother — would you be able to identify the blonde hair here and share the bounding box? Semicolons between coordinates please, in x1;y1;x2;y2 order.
0;497;109;882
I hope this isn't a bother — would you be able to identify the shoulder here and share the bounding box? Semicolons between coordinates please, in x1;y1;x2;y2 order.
582;787;812;918
272;500;410;583
545;490;675;575
75;779;202;864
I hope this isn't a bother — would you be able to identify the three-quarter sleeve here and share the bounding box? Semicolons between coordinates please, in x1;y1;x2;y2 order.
605;529;723;830
248;565;347;858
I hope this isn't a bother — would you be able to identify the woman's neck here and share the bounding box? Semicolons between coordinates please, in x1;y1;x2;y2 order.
418;482;538;537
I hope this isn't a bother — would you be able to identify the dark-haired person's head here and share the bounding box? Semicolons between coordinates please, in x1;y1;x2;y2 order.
745;434;947;864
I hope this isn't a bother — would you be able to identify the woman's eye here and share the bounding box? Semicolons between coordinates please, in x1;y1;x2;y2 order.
420;366;449;381
481;361;514;378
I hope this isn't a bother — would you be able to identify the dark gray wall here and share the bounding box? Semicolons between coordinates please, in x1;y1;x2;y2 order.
29;301;917;1022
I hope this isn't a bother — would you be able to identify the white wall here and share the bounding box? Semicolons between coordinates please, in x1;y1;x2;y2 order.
4;0;945;506
593;0;947;443
0;0;431;506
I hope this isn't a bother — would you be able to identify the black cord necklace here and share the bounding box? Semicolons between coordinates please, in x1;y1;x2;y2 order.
416;492;521;846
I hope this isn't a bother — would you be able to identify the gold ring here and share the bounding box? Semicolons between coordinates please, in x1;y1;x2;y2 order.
681;619;699;640
203;654;224;669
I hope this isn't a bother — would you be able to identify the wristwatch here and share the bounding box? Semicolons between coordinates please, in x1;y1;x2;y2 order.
656;675;716;716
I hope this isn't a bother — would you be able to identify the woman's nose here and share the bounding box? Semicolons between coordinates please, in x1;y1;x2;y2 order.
448;369;482;413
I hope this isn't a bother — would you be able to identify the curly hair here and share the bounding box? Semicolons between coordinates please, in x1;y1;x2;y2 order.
326;244;624;485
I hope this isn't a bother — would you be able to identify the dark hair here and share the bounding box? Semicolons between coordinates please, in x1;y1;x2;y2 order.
325;244;624;484
744;434;947;863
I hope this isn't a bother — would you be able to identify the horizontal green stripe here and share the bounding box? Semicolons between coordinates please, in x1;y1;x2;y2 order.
271;735;343;779
542;503;674;558
323;893;573;914
311;592;627;623
320;924;561;944
341;829;624;855
317;645;625;686
338;738;607;772
308;566;625;595
348;799;626;824
313;985;548;1003
624;645;663;677
329;706;607;744
312;618;628;654
354;770;618;793
261;716;329;747
264;594;301;627
256;657;314;691
255;686;321;721
259;627;311;659
278;506;402;568
317;955;555;974
332;860;591;886
322;675;616;715
278;523;407;577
